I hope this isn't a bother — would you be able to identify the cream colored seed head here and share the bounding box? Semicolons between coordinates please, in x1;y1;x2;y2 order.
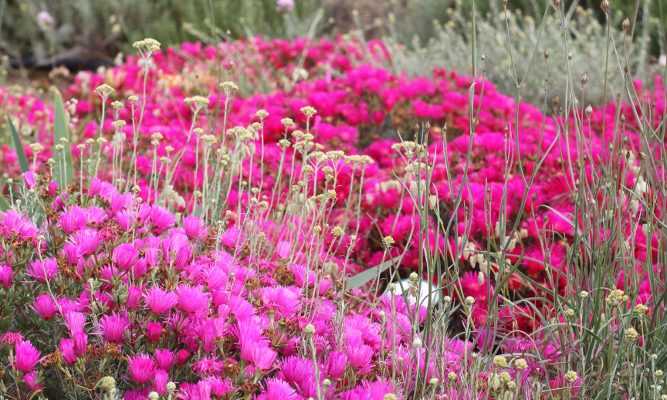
220;81;239;94
112;120;126;130
493;355;508;368
281;117;295;128
303;323;315;335
514;358;528;370
564;370;578;383
300;105;317;118
624;327;639;342
95;83;115;98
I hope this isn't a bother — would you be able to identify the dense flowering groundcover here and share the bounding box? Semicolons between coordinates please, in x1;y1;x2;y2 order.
0;37;665;399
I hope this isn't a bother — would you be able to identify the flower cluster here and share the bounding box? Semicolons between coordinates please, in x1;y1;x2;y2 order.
0;36;665;399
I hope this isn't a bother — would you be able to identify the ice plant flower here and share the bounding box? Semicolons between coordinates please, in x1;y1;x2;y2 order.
14;340;41;373
127;354;156;384
144;286;178;315
26;258;58;282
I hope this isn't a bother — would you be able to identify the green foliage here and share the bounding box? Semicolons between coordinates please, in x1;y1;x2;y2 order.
0;0;322;66
7;117;28;173
51;87;73;189
385;1;661;106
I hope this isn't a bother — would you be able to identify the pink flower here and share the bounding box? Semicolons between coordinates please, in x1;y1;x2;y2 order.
146;321;163;342
14;340;41;373
1;331;24;345
59;206;87;234
261;286;301;318
22;370;42;392
127;354;156;384
279;356;317;398
251;344;278;371
346;344;374;374
0;210;38;241
149;205;175;233
99;313;129;343
276;0;295;12
70;228;101;256
176;284;209;315
144;286;178;315
0;264;13;288
26;258;58;282
257;378;297;400
64;311;86;336
112;243;138;271
183;215;208;240
154;348;175;370
326;351;348;379
154;369;170;394
59;338;77;364
33;294;58;320
73;332;88;356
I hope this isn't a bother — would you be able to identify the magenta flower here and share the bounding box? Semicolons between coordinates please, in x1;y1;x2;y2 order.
59;338;77;364
176;284;209;315
26;258;58;282
183;215;208;240
33;294;58;320
154;369;170;394
14;340;41;373
70;228;101;256
145;321;163;342
99;313;129;343
257;378;298;400
64;311;86;336
127;354;156;384
279;356;317;398
260;286;301;318
0;210;38;241
22;370;42;392
0;264;13;288
112;242;138;271
251;344;278;371
148;205;175;233
326;351;348;379
58;206;87;234
154;348;175;370
144;286;178;315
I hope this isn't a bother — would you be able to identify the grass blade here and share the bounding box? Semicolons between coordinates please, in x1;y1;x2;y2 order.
51;87;73;188
346;257;400;290
0;193;9;211
7;118;29;173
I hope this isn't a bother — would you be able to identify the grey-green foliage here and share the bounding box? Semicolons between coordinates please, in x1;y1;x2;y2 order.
386;1;660;106
0;0;322;66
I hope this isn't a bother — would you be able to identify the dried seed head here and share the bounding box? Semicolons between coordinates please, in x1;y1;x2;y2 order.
96;376;117;392
95;84;115;99
300;106;317;118
622;18;631;34
303;323;315;335
601;0;610;14
514;358;528;370
133;38;161;53
493;355;508;368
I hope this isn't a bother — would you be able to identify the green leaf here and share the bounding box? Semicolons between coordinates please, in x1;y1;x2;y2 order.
346;257;400;290
7;117;29;173
0;193;9;211
51;87;73;188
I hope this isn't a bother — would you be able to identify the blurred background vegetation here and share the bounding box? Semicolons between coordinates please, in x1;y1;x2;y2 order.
0;0;665;105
